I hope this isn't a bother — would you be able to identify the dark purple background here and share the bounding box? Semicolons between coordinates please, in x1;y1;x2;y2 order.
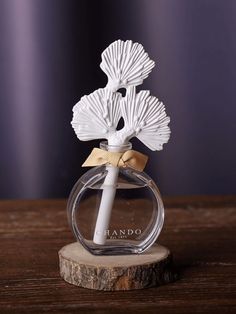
0;0;235;198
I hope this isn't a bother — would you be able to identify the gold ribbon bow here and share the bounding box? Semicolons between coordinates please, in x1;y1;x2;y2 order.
82;148;148;172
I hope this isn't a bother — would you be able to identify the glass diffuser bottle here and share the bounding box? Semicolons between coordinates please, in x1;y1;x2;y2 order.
67;141;165;255
67;40;171;256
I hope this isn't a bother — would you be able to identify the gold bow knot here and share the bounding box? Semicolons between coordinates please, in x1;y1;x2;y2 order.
82;148;148;172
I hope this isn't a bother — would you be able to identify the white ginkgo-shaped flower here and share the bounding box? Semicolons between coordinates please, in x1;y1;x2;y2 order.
71;88;122;141
100;39;155;92
119;87;170;151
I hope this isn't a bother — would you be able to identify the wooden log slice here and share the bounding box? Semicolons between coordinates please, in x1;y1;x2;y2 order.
59;242;175;290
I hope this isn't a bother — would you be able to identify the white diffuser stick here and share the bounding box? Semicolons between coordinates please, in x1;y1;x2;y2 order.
93;143;124;245
93;165;119;244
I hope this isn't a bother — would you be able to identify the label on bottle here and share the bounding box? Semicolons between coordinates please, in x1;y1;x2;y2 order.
95;228;142;239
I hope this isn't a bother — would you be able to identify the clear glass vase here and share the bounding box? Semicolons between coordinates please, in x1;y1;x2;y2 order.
67;141;164;255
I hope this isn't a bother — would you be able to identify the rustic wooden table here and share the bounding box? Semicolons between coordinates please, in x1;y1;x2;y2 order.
0;196;235;313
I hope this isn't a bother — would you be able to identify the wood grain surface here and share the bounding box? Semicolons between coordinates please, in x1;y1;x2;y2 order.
0;196;235;313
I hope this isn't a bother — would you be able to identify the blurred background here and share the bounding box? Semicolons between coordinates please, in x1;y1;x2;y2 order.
0;0;235;199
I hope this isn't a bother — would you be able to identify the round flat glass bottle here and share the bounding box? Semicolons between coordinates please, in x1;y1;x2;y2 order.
67;142;164;255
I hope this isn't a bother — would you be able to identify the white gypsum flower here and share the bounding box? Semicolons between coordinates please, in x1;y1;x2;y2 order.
118;87;170;150
71;88;122;141
100;39;155;92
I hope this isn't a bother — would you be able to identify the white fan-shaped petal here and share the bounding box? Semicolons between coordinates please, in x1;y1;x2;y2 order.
71;88;122;141
100;40;155;92
120;87;170;150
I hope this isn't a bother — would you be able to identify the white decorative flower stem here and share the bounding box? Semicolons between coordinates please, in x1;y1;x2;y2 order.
93;157;119;245
71;40;171;245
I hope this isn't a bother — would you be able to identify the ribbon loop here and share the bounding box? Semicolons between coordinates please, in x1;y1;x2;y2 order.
82;148;148;172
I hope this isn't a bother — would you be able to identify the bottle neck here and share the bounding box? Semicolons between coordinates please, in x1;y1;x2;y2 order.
100;141;132;153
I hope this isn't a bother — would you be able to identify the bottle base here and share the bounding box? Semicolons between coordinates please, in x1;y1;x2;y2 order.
82;239;153;256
